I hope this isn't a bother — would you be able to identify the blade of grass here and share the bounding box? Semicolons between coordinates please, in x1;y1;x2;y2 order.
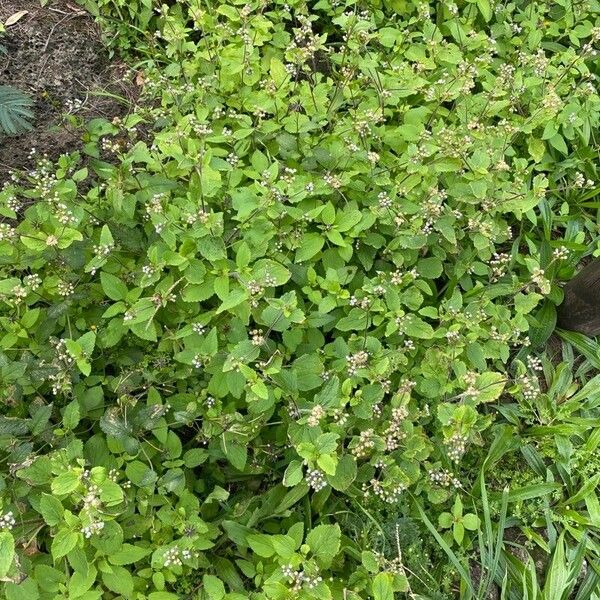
556;329;600;370
414;498;476;598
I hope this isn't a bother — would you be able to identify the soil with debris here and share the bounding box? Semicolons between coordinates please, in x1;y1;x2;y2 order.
0;0;137;180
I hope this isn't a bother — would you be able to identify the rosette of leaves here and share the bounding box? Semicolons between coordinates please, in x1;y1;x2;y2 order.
0;85;34;136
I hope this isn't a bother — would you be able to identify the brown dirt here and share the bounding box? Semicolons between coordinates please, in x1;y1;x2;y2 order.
0;0;138;181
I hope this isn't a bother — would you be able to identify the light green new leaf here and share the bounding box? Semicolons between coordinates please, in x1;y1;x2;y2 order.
372;573;393;600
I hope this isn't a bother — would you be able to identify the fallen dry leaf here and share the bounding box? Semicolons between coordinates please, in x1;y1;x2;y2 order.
5;10;28;27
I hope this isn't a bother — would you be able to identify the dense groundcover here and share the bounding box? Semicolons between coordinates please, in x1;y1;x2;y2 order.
1;0;600;598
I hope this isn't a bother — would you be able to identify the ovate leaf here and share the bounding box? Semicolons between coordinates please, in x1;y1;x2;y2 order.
0;531;14;577
306;524;341;568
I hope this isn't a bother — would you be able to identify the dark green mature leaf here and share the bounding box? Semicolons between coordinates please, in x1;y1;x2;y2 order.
0;85;34;135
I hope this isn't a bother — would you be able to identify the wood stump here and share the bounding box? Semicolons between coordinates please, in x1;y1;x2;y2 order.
557;258;600;336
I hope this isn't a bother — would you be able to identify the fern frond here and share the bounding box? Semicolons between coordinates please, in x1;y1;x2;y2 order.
0;85;34;135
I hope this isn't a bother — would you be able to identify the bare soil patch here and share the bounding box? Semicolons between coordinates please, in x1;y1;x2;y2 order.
0;0;137;180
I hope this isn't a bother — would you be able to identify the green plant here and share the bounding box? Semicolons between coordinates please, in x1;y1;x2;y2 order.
438;496;480;547
0;0;600;597
0;85;34;136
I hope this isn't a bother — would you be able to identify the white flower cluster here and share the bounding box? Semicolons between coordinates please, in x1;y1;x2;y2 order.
445;432;469;462
82;483;102;511
352;428;375;458
384;407;408;451
0;223;16;242
81;521;105;538
346;350;369;376
163;547;182;567
305;467;327;491
0;511;16;530
429;468;461;489
57;281;75;297
101;137;123;154
250;329;264;346
163;546;194;567
526;355;543;372
307;404;325;427
462;371;480;401
282;564;323;591
530;267;550;294
56;203;76;225
552;246;569;261
93;243;113;259
489;252;510;281
192;323;206;335
323;172;342;189
518;373;539;402
11;285;27;303
23;273;42;291
362;478;406;503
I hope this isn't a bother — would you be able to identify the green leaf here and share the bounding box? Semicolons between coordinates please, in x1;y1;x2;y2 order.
215;289;248;314
100;272;128;301
0;531;14;577
40;494;64;526
253;259;291;286
314;376;340;408
51;528;78;560
100;224;114;246
317;453;337;475
438;512;453;528
372;573;393;600
529;301;557;348
417;257;443;279
296;234;325;262
4;578;39;600
203;574;225;600
476;0;492;21
51;471;80;495
327;454;357;491
62;401;80;430
549;133;569;156
247;533;274;557
99;409;133;440
125;461;157;488
336;310;368;331
543;533;568;600
108;543;152;565
283;460;303;487
362;551;379;573
102;566;134;597
405;316;434;338
221;439;247;471
528;138;545;162
462;513;479;530
306;524;341;568
475;372;506;402
505;483;561;502
453;521;465;544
